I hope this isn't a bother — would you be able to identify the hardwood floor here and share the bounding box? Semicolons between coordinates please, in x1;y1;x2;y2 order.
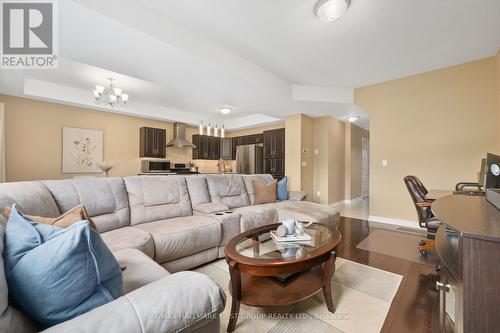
336;217;439;333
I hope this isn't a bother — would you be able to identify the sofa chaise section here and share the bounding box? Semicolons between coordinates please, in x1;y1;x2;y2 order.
241;175;341;229
41;271;226;333
0;178;225;333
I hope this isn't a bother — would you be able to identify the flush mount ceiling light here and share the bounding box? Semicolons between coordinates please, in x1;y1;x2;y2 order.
315;0;351;22
347;116;359;122
219;106;232;114
92;78;129;108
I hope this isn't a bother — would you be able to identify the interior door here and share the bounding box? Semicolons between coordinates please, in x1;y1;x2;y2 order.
362;137;370;197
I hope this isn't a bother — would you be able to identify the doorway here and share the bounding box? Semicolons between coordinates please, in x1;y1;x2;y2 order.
361;137;369;197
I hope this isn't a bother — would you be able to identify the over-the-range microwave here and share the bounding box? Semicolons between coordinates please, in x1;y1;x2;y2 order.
140;160;171;173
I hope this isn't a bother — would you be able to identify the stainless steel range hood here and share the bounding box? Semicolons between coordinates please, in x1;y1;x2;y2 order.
167;122;196;148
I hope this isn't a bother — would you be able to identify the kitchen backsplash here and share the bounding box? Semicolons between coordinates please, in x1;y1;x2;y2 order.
165;147;236;173
193;160;236;173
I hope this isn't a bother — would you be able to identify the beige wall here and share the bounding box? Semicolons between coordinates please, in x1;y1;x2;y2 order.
0;94;204;181
284;114;315;200
227;122;285;137
301;115;314;199
356;57;499;222
327;117;346;204
285;114;303;192
349;124;370;199
312;116;346;204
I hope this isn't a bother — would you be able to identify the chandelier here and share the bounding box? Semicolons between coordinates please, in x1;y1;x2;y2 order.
92;78;129;108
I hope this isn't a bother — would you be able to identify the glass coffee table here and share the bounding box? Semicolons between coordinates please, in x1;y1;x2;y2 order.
224;223;341;332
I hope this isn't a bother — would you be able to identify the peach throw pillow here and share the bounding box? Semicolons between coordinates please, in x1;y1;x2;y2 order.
253;180;277;204
4;204;98;231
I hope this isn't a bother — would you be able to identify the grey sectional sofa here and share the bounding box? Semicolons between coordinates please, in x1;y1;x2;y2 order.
0;173;340;333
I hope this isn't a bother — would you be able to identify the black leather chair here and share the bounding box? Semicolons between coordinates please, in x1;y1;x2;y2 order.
404;176;441;255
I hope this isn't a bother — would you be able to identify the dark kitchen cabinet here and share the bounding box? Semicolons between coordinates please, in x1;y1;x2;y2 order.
263;128;285;178
264;157;285;179
192;134;220;160
221;137;232;160
209;136;220;160
247;134;263;144
140;127;166;158
230;134;263;159
232;138;238;160
264;128;285;158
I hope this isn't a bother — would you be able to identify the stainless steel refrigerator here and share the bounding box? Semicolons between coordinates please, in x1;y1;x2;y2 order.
236;144;264;174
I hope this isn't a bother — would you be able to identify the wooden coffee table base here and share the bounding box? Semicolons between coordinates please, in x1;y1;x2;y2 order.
227;252;337;332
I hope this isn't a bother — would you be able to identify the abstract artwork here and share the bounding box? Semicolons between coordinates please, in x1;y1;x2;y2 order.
62;127;103;173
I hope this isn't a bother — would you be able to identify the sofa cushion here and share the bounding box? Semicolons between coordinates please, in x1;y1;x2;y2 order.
134;216;221;263
0;181;60;222
124;176;192;226
242;174;273;205
43;178;129;233
113;249;169;294
232;205;279;232
192;202;229;214
101;227;154;258
185;176;211;205
253;180;277;204
4;206;123;326
276;201;341;230
206;174;250;208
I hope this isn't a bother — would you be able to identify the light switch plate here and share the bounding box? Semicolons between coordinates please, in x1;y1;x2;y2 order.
314;149;319;155
316;191;321;197
382;160;388;167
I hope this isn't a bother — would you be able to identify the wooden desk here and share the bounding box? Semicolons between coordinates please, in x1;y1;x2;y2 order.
431;196;500;332
426;189;453;200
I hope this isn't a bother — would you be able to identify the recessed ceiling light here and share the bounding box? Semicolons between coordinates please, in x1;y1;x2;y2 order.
347;116;359;122
219;106;232;114
315;0;350;22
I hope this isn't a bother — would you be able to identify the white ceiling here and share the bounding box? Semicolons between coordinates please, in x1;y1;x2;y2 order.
1;0;499;130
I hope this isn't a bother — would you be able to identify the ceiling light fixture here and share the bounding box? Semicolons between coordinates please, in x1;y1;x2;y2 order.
92;78;129;108
219;106;232;114
347;116;359;122
315;0;350;22
199;121;225;138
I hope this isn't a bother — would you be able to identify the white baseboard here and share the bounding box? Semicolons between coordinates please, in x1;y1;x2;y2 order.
330;197;365;207
330;200;348;207
368;215;421;229
346;197;364;205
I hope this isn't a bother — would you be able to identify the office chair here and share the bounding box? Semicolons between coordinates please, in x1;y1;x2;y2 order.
404;176;441;255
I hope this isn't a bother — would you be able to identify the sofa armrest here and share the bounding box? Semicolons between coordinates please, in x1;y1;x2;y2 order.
42;271;226;333
288;191;307;201
192;202;229;214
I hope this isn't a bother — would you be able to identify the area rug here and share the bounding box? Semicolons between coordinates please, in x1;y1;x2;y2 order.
356;229;440;266
193;257;402;333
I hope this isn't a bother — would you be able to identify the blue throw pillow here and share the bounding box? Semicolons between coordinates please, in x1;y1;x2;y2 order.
277;176;289;201
3;205;123;326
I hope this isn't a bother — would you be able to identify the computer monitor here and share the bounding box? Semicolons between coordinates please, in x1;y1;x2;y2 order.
484;153;500;189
